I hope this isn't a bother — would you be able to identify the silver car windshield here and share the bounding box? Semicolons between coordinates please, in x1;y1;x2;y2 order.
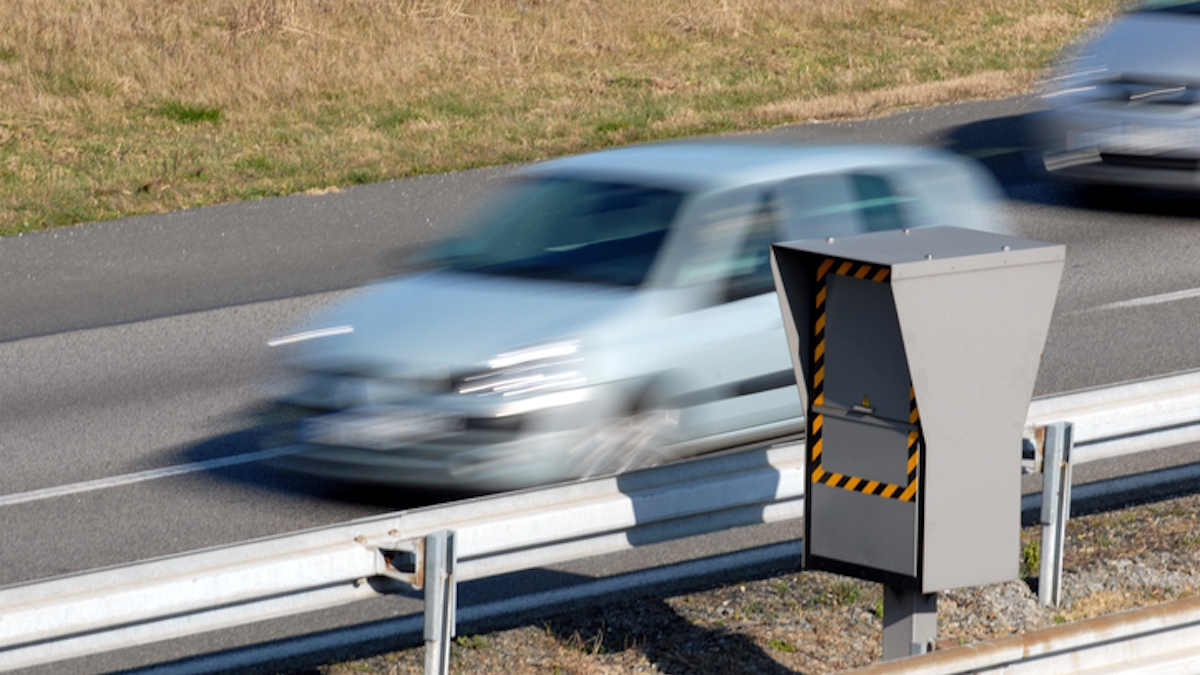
429;177;687;287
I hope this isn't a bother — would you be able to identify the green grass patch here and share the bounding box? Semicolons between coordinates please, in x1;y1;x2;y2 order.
427;93;487;119
373;104;422;131
343;168;378;185
234;154;275;173
455;635;492;650
1021;538;1041;579
37;63;112;97
156;101;223;125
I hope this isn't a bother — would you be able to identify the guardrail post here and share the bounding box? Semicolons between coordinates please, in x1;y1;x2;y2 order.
423;530;457;675
1039;421;1073;607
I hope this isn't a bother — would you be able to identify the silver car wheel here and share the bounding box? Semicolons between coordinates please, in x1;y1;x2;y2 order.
571;408;680;480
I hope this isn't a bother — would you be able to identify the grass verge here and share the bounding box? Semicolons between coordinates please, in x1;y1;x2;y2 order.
0;0;1123;235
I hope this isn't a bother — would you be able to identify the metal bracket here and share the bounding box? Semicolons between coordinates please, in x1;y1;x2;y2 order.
358;529;461;675
359;534;424;588
1021;425;1046;475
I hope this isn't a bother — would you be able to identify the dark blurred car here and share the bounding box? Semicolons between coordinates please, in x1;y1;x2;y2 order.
1035;1;1200;189
263;140;1010;493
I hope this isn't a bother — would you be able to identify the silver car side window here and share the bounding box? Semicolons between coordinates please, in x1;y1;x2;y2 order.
882;161;1009;234
721;195;785;302
775;173;860;239
852;174;910;232
775;172;916;239
665;186;766;288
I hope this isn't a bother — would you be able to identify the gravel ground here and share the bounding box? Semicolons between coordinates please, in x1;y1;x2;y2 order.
309;491;1200;675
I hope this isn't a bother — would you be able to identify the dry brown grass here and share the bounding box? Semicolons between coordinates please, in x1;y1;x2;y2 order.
0;0;1122;234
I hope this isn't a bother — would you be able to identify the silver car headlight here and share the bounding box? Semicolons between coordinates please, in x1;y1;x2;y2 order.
454;341;591;417
456;341;585;398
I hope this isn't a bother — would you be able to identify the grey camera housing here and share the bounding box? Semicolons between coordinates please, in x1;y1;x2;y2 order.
771;226;1064;593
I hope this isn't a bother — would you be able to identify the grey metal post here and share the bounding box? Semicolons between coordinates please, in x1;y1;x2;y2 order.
1039;421;1073;607
423;530;457;675
881;586;937;660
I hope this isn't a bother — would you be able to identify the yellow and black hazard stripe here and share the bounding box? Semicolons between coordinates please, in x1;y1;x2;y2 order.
808;257;920;502
899;386;921;502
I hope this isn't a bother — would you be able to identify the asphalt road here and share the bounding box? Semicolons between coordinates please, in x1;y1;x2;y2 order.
5;94;1200;674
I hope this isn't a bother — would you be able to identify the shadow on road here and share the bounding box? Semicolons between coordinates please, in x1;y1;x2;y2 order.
940;112;1042;192
174;424;459;510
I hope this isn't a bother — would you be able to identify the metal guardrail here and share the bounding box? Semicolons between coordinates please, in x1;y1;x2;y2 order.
3;368;1200;674
1024;368;1200;465
0;439;805;672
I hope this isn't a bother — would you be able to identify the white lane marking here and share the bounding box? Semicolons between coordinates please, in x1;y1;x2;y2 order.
1083;287;1200;313
0;447;300;508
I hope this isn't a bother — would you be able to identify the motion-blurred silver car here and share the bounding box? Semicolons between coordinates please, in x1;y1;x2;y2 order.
1035;1;1200;189
264;140;1008;492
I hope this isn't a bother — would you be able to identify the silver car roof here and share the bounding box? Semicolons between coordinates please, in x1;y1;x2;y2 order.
518;140;960;191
